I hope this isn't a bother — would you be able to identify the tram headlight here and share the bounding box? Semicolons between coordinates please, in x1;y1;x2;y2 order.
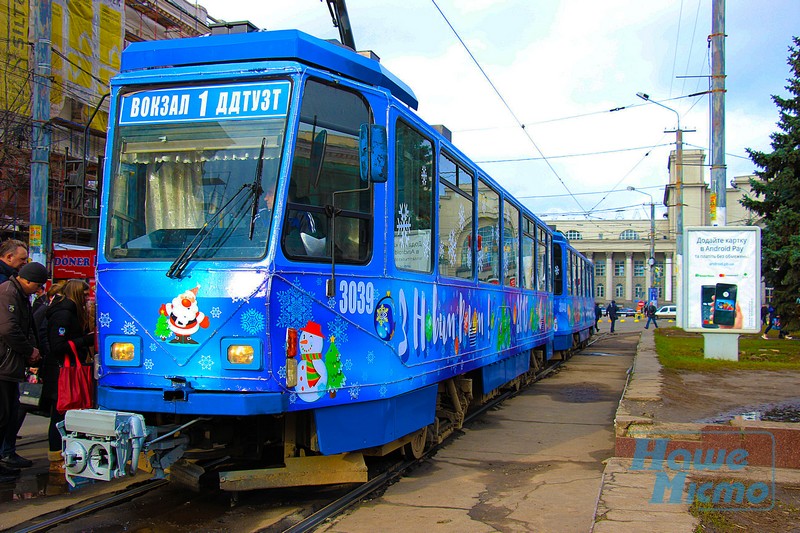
226;344;255;364
110;342;135;361
220;338;261;370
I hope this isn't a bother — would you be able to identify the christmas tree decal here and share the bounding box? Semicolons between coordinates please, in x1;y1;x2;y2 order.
155;313;171;341
324;336;346;398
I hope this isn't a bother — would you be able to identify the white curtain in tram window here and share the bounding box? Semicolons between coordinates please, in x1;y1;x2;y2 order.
146;159;205;231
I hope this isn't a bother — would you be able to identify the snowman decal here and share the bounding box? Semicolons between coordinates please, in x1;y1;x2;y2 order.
296;321;328;402
159;285;210;345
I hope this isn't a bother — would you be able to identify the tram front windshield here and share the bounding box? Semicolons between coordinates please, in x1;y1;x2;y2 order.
105;88;288;261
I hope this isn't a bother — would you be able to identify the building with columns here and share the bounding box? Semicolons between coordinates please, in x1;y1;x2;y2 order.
552;149;757;307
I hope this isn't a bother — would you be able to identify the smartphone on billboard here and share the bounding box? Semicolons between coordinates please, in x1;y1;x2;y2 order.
701;285;718;328
713;283;737;326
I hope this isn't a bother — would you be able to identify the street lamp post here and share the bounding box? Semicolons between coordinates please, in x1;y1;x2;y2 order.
627;186;655;294
636;92;685;323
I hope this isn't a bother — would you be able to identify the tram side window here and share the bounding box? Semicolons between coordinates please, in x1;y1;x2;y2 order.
522;218;535;290
553;243;563;295
536;226;547;291
477;179;500;284
394;120;434;272
566;249;573;296
503;201;519;287
438;153;473;279
284;79;372;262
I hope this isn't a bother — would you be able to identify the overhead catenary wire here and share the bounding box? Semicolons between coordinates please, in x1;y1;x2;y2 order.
430;0;589;217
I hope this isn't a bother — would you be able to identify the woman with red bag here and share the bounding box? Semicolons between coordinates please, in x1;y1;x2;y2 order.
43;279;95;476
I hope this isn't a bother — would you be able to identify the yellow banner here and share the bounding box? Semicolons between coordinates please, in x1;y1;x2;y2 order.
0;0;31;113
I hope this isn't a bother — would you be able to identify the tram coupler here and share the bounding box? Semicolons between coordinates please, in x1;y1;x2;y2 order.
58;408;150;487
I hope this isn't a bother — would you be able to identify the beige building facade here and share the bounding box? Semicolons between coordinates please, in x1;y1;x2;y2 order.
552;149;757;308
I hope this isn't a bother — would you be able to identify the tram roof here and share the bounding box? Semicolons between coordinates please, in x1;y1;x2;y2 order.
120;29;418;110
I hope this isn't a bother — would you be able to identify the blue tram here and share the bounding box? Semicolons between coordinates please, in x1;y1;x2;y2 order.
552;232;595;353
60;28;589;489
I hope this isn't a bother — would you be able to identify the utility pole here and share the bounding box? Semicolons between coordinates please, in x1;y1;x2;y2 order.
30;0;52;265
627;186;656;290
710;0;726;225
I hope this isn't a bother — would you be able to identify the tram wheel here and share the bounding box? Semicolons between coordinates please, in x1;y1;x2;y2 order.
403;428;427;459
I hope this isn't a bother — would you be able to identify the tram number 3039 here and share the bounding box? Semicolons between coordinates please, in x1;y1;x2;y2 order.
338;280;376;315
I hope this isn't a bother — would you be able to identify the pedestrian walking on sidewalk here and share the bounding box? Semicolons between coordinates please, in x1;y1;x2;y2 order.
644;301;659;329
606;300;618;333
0;262;47;482
594;302;603;332
762;305;793;340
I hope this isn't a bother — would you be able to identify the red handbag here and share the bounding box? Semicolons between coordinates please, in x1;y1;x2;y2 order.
56;340;95;414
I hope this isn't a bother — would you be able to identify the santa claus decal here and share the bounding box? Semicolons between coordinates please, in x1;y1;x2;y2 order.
158;285;210;345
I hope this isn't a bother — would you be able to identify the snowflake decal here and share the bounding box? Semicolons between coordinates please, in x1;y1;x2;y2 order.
367;351;375;364
199;355;214;371
328;296;337;309
458;203;466;231
477;248;485;273
210;307;222;319
447;228;458;266
241;309;265;334
397;203;411;248
289;392;298;404
276;278;313;329
278;365;286;379
422;237;431;260
554;265;560;277
144;359;154;370
343;358;353;372
379;385;387;397
349;382;361;400
123;321;138;335
420;165;428;187
376;305;389;327
149;343;157;352
327;315;349;344
99;313;112;328
231;294;251;304
316;277;324;286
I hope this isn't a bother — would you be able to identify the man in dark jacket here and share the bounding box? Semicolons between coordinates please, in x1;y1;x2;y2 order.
0;239;28;284
606;300;619;333
0;262;47;480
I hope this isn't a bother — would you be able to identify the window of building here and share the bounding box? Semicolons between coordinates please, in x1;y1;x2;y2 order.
595;262;605;277
634;260;645;277
394;120;433;272
615;283;624;298
634;284;644;299
439;152;474;279
596;283;605;298
620;229;640;240
565;230;582;240
614;260;624;276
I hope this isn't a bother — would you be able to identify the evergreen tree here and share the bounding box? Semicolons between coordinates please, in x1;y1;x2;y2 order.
324;337;345;396
741;36;800;330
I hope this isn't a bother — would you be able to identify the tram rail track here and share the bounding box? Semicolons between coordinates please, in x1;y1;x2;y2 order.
9;339;601;533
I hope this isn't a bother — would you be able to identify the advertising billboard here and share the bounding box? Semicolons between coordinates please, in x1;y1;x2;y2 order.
683;226;761;333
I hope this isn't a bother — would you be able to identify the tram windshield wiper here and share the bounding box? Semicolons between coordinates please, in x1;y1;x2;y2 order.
166;183;251;279
248;138;267;240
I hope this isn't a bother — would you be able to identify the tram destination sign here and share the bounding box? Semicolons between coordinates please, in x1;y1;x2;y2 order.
119;81;291;125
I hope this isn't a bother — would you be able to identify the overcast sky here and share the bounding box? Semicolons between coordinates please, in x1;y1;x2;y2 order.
195;0;799;221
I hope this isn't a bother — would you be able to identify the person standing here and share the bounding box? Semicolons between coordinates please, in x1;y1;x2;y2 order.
0;239;32;473
44;279;95;475
0;239;28;284
644;301;659;329
606;300;619;333
594;302;603;332
0;262;46;481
